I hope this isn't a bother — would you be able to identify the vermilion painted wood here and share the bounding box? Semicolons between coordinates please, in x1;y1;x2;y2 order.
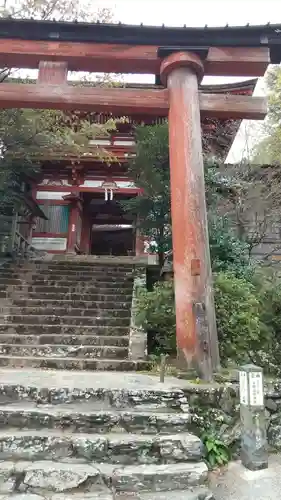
0;83;267;119
163;55;220;375
38;61;68;84
67;203;80;253
0;39;270;76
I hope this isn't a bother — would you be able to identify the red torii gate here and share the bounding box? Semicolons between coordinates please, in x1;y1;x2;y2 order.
0;19;280;378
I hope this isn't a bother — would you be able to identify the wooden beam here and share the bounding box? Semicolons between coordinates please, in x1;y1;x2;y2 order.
38;61;68;84
199;93;267;119
0;83;267;119
0;39;270;76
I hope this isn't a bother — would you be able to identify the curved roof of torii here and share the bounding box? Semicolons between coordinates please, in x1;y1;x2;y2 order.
0;19;280;63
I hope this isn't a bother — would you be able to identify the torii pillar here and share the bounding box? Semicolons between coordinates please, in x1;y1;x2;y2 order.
160;52;220;379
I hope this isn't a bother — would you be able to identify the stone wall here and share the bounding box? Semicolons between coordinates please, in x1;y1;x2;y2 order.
182;380;281;453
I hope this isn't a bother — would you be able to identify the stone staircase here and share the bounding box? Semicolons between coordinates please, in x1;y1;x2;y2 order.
0;258;148;371
0;258;215;499
0;369;214;499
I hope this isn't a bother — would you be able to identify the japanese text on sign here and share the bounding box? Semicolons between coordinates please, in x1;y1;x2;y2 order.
239;370;249;405
249;371;264;407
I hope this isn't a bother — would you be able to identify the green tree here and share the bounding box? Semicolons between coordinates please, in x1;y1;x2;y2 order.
122;124;171;267
0;108;116;211
123;123;251;274
214;272;263;364
0;0;116;211
252;66;281;164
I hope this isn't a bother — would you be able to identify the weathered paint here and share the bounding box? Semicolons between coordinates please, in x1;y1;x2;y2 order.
38;61;68;84
0;83;267;119
161;52;220;374
67;203;80;254
0;38;270;76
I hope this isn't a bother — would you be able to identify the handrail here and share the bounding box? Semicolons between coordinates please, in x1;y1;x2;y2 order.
0;213;43;259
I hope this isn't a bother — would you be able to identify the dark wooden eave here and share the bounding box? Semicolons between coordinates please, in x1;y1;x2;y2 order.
0;18;280;63
0;20;277;76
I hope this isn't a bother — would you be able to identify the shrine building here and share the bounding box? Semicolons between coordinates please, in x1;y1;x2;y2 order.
30;80;255;257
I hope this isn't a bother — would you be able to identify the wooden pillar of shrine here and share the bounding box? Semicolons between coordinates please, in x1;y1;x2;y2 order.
63;193;81;254
80;211;92;254
160;52;220;378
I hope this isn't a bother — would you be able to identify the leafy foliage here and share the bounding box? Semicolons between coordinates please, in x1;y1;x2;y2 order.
252;66;281;164
201;431;231;469
208;216;252;278
0;108;116;211
122;124;171;266
136;280;176;355
214;272;264;365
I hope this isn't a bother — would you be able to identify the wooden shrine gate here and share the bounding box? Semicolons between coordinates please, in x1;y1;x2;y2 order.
0;18;280;378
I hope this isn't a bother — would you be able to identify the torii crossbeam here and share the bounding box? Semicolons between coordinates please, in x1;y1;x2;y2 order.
1;18;280;378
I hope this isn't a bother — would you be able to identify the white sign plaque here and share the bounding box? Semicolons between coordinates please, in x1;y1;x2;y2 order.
31;237;67;251
249;371;264;407
239;370;249;405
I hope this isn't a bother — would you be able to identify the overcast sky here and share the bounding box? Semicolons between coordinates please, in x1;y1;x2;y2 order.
109;0;281;27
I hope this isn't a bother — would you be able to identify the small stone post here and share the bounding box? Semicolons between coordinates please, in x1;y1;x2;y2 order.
239;364;268;470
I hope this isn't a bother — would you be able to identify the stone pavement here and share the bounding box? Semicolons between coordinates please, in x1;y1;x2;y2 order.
210;455;281;499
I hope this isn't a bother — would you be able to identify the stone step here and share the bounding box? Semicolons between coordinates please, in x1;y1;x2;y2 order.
0;333;129;346
11;263;134;272
0;344;128;359
0;275;133;288
0;460;208;495
0;291;133;301
0;490;215;500
0;370;184;409
122;489;214;500
10;298;132;309
0;403;191;435
3;306;131;318
30;275;133;284
0;324;129;336
1;267;134;277
0;284;133;295
0;355;148;371
0;429;203;464
1;315;130;326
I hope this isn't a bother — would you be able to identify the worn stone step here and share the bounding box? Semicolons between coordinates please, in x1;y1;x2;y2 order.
0;324;129;336
1;267;134;277
12;263;134;272
0;284;133;295
130;489;214;500
0;490;214;499
0;333;129;347
0;355;148;371
3;306;131;318
1;315;130;326
27;275;133;289
0;460;208;495
0;404;191;435
0;344;128;359
0;429;203;464
0;370;184;409
0;290;133;301
0;278;133;288
11;298;132;309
